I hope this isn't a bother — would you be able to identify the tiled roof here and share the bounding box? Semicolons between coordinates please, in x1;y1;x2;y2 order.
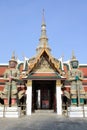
0;66;8;76
79;67;87;76
0;78;5;83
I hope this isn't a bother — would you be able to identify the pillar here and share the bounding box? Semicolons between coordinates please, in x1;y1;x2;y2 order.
26;80;32;115
56;80;62;115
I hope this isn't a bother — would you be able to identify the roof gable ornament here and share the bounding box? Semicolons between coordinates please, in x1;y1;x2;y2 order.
28;47;62;75
42;9;45;26
44;42;46;49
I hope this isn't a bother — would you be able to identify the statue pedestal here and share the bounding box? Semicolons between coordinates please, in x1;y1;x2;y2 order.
68;106;87;117
0;106;21;118
0;107;4;117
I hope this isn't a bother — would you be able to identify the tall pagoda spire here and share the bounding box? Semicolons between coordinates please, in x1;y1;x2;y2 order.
36;9;51;54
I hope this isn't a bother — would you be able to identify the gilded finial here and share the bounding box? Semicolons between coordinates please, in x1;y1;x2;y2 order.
43;9;44;16
42;9;45;25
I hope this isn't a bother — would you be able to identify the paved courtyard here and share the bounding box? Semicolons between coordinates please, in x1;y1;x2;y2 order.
0;112;87;130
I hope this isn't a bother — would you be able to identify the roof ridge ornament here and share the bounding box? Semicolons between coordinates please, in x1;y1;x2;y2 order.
44;42;46;49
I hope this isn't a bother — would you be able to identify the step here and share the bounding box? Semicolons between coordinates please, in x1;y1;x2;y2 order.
68;106;87;117
35;109;54;113
0;106;21;118
5;111;21;118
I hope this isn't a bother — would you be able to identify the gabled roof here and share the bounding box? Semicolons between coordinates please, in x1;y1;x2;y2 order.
28;46;62;75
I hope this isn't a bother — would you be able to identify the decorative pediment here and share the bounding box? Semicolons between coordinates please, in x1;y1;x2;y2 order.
28;48;62;75
33;56;56;73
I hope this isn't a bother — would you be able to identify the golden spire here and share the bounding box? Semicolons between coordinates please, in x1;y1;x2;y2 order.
36;9;51;54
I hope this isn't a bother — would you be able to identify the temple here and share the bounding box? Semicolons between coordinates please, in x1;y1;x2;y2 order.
0;12;87;117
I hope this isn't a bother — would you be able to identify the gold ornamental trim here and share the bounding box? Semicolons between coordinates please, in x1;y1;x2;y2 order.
71;90;77;94
27;80;32;87
71;95;77;98
56;80;62;86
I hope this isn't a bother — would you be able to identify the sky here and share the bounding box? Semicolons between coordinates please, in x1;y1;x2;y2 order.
0;0;87;64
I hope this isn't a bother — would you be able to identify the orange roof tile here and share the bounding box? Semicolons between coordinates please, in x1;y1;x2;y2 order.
79;67;87;76
0;66;8;75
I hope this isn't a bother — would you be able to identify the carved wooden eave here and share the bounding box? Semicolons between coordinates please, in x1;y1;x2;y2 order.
27;47;62;75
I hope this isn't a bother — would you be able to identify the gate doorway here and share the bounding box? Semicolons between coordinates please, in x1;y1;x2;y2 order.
32;80;56;112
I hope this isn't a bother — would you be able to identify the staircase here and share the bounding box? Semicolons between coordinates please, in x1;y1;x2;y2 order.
68;106;87;117
35;109;54;113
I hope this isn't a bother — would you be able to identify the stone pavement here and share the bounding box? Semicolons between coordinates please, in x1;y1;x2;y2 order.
0;112;87;130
